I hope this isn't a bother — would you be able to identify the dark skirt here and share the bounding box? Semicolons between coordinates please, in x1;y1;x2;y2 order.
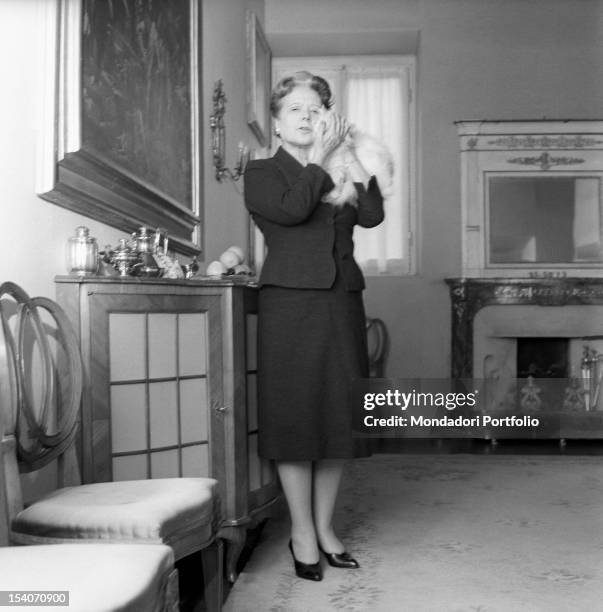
257;277;372;461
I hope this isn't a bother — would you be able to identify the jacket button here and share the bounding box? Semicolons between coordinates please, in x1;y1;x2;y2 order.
326;217;334;225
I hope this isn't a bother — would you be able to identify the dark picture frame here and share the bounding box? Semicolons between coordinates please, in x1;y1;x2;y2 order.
246;10;272;148
38;0;202;256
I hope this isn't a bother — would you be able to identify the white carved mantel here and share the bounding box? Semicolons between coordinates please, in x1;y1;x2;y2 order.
456;120;603;278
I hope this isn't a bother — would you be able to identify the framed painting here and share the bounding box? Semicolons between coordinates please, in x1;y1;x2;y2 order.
37;0;202;256
246;10;272;148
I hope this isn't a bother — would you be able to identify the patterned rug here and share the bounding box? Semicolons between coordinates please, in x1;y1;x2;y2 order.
224;454;603;611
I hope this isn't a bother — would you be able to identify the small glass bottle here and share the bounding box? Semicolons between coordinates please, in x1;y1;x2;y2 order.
67;226;99;276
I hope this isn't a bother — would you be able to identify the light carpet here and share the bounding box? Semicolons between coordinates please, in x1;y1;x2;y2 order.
224;453;603;612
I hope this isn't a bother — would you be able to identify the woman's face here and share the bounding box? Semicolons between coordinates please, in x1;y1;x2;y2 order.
274;86;323;150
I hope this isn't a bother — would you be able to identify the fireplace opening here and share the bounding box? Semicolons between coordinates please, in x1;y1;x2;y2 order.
516;338;569;379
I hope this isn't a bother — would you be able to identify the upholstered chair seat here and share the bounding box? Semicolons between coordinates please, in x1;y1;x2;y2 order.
11;478;218;557
0;544;178;612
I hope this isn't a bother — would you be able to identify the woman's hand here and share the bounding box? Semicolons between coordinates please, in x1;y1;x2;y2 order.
307;111;350;166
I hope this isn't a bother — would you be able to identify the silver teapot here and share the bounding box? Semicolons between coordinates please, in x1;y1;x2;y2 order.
131;226;162;277
111;239;139;277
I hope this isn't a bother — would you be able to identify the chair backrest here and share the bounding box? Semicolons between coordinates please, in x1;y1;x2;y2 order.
366;317;388;378
0;402;9;546
0;282;82;525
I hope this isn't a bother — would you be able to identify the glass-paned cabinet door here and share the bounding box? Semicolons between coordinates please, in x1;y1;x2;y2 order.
85;290;223;484
109;311;210;481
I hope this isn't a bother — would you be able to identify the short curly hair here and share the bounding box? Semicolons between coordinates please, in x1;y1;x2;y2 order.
270;71;334;118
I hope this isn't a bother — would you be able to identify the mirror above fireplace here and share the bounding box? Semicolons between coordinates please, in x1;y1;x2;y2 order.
456;120;603;277
489;176;603;265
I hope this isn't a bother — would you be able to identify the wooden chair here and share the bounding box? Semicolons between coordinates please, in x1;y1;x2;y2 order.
0;292;179;611
0;282;223;611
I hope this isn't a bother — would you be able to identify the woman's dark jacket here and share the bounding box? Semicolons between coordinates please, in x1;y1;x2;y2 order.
244;147;384;291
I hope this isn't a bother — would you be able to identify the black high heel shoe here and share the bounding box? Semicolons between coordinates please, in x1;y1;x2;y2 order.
319;545;360;569
288;540;323;581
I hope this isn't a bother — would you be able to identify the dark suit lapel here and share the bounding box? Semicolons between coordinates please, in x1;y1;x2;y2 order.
274;147;305;186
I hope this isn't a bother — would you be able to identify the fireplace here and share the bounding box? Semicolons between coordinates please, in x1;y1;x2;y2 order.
516;338;568;379
448;121;603;435
447;278;603;419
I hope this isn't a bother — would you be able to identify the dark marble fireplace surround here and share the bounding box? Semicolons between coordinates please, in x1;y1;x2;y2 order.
446;277;603;379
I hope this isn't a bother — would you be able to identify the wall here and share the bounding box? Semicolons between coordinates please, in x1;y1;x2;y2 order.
202;0;266;265
266;0;603;378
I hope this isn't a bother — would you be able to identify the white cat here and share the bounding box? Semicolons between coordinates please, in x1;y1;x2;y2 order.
321;127;394;207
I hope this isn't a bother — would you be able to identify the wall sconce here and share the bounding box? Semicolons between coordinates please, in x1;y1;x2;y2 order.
210;79;250;182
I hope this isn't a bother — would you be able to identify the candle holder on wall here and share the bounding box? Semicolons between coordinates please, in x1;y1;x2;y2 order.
210;79;249;182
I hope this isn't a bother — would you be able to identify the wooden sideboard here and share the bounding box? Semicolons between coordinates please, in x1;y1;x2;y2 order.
55;276;280;581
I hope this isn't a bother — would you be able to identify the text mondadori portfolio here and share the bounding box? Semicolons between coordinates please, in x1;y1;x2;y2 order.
363;415;540;427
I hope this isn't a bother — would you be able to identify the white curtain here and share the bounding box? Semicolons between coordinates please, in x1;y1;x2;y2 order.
344;66;410;275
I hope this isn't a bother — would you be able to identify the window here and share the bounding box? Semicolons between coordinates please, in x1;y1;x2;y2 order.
272;56;417;275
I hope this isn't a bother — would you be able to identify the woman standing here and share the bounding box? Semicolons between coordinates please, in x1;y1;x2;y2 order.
244;71;384;581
